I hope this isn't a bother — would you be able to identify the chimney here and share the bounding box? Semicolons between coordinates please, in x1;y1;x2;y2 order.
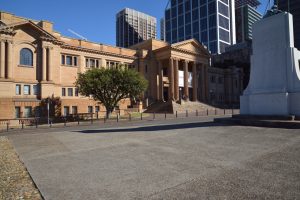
38;20;53;33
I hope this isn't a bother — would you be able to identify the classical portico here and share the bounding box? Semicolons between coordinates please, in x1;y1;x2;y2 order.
155;39;210;102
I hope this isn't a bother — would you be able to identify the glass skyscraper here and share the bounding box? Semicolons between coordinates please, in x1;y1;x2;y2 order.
116;8;157;48
235;2;262;43
165;0;236;54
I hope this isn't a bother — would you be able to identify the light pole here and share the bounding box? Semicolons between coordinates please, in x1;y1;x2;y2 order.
47;98;50;125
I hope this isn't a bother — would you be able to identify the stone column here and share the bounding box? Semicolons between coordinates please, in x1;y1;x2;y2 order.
183;60;189;100
0;41;5;78
174;59;179;101
158;61;164;101
201;64;206;102
192;62;197;101
42;47;47;81
168;58;174;101
204;64;209;102
7;41;13;79
47;47;52;81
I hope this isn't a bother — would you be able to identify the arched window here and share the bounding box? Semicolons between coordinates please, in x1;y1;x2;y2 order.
20;48;33;66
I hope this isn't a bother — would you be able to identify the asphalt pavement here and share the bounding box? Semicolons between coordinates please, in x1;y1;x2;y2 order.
7;116;300;200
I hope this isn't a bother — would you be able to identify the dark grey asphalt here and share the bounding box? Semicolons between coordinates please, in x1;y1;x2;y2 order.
7;117;300;200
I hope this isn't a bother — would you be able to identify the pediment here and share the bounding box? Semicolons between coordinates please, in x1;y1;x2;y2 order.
0;20;61;43
172;39;210;56
0;21;6;27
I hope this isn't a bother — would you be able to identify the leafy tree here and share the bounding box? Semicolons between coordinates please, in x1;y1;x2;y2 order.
75;67;148;118
40;96;62;118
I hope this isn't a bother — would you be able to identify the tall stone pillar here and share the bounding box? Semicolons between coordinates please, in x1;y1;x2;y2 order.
204;64;209;102
168;58;174;101
158;61;164;101
192;62;197;101
174;59;179;101
183;60;189;100
0;41;5;78
47;47;52;81
42;47;47;81
201;64;206;102
7;41;13;79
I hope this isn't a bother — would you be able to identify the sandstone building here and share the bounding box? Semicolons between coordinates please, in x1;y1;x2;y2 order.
0;11;242;120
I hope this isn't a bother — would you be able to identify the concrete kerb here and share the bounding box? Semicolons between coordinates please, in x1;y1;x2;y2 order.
0;113;234;135
214;116;300;129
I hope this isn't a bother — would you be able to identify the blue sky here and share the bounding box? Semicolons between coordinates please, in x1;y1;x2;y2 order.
0;0;273;46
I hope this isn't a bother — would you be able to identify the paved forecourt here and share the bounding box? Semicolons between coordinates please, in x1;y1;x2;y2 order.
7;117;300;200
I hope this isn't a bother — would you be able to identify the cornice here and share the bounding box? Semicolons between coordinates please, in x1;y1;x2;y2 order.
60;44;137;60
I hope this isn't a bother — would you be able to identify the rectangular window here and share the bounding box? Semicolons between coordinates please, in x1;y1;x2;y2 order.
72;106;78;115
33;85;38;95
218;2;229;17
16;84;21;95
200;18;207;30
209;41;217;54
73;57;77;66
88;106;93;113
24;85;30;95
209;28;217;40
200;6;207;18
185;12;191;24
61;55;65;65
62;88;66;96
15;107;21;118
220;41;229;53
192;10;199;21
172;18;177;29
90;59;95;68
185;0;191;12
192;0;198;8
219;15;229;30
178;4;183;15
209;14;216;27
24;106;32;118
208;1;216;15
193;21;199;33
68;88;73;96
63;106;70;116
62;54;78;67
86;58;89;68
75;88;79;96
219;28;230;42
95;106;100;113
66;56;72;65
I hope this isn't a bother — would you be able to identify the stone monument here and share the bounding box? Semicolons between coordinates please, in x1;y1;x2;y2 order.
240;8;300;116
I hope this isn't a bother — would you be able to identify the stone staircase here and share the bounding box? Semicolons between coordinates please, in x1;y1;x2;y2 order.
172;101;216;113
144;100;216;114
144;101;173;113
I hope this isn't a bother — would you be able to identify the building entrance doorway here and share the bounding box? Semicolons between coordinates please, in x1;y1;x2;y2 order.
163;87;169;101
189;88;193;100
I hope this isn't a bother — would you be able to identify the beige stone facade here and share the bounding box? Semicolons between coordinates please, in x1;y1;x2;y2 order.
0;11;242;119
130;39;211;104
0;11;135;119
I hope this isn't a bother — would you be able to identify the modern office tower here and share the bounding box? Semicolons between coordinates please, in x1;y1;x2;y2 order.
278;0;300;49
160;18;166;41
165;0;236;54
235;0;260;8
116;8;157;48
235;4;262;43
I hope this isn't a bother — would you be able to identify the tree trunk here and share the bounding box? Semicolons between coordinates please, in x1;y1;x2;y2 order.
106;108;113;119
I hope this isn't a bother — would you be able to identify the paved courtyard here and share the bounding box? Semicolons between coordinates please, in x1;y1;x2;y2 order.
6;117;300;200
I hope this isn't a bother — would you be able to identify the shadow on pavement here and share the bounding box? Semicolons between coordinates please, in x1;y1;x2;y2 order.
74;121;226;134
